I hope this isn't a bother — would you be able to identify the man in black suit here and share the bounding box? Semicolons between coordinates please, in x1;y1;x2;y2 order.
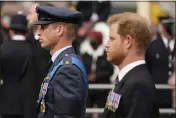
145;17;175;109
33;6;88;118
0;14;37;118
101;12;159;118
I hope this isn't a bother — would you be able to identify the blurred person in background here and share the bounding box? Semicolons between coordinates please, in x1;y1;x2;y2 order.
102;12;159;118
79;30;114;118
73;1;111;54
0;13;37;118
26;2;54;100
145;16;175;110
76;1;111;24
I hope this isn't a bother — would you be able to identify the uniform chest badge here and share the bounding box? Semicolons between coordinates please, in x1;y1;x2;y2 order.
105;90;121;112
65;60;70;64
42;76;51;95
39;75;51;113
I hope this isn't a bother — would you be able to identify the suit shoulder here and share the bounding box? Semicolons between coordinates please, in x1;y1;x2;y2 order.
125;65;154;88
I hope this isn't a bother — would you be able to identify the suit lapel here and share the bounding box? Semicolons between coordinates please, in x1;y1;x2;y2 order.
114;64;146;93
102;77;126;117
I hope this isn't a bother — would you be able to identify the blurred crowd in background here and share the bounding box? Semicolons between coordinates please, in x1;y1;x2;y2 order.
0;1;175;118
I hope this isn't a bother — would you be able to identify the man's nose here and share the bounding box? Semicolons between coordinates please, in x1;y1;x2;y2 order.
105;42;109;49
36;26;41;36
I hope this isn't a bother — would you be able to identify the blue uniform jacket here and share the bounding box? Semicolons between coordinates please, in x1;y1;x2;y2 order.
42;47;88;118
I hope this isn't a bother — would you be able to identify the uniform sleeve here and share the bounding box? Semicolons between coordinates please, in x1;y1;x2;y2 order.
123;84;158;118
52;64;85;118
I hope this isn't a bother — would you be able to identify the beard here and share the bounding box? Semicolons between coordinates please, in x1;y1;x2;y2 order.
107;50;126;66
114;52;126;67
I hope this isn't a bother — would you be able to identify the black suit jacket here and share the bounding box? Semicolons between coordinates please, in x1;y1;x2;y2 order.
145;36;176;107
42;47;88;118
102;64;159;118
0;40;38;117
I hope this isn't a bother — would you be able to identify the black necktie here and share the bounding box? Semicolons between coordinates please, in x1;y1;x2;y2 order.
116;76;119;84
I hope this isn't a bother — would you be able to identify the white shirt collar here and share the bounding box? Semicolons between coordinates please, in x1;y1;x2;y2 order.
12;35;25;41
118;60;146;81
51;45;72;62
34;33;39;40
162;35;175;51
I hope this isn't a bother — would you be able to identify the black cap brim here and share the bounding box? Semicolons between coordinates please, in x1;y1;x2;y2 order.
33;20;54;25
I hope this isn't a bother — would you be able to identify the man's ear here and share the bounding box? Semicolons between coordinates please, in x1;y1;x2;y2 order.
56;24;64;37
124;34;133;49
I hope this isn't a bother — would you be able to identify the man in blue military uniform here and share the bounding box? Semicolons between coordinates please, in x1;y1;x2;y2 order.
33;6;88;118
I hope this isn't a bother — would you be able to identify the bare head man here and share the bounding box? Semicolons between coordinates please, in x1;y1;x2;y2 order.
105;12;152;69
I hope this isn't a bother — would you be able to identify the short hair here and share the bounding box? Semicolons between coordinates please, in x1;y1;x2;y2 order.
107;12;152;54
66;23;77;39
52;22;77;40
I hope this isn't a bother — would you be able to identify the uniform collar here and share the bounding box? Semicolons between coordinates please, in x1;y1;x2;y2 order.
12;35;25;41
51;45;72;62
34;33;39;40
118;60;145;82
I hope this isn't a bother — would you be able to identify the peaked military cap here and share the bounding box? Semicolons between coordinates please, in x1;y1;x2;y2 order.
33;6;83;25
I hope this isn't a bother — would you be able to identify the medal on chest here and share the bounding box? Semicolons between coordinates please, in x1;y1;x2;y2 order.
105;88;121;112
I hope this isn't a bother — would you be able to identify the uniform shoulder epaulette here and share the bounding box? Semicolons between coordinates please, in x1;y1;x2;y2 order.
63;54;72;65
